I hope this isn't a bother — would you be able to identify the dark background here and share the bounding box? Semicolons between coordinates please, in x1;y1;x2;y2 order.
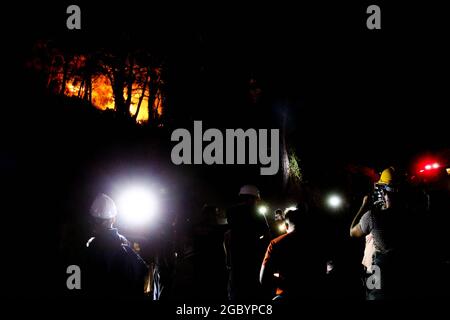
1;1;448;302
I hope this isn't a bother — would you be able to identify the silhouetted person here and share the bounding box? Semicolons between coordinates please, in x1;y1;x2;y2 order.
260;209;326;301
413;166;450;298
152;220;177;301
83;194;148;298
190;205;228;301
350;167;412;299
270;208;287;237
225;185;270;301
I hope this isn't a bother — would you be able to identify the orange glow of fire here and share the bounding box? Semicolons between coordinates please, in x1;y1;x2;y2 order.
28;43;163;123
64;74;162;123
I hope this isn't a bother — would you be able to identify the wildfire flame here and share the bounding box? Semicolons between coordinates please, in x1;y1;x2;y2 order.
64;75;162;123
43;52;162;124
64;73;162;123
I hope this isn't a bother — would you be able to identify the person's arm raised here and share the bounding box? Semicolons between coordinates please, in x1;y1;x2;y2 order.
350;195;370;238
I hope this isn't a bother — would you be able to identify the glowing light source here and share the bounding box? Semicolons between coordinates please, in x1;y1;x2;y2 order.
418;160;442;174
327;194;343;209
117;186;158;226
326;261;334;274
258;205;268;215
278;223;286;233
284;206;297;213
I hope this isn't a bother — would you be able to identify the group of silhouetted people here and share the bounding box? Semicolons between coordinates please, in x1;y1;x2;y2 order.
79;167;450;301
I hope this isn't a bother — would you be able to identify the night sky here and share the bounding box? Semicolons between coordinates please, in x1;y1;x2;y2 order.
9;2;448;161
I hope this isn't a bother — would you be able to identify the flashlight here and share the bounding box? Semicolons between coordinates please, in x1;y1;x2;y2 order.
117;186;158;226
258;205;268;215
327;194;343;209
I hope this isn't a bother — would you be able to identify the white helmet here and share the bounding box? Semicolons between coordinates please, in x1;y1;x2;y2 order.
238;185;260;199
89;193;117;219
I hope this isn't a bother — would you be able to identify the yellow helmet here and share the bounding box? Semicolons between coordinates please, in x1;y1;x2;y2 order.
378;167;396;185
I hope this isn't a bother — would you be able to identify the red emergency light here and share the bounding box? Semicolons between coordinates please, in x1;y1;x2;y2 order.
418;161;440;174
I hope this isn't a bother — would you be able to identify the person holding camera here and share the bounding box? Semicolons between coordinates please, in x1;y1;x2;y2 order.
350;167;412;300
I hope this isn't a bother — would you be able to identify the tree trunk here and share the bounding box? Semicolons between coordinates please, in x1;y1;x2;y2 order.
110;51;129;118
112;70;126;116
146;68;159;126
125;54;135;113
88;78;92;104
60;56;70;95
83;76;91;102
133;73;148;122
280;111;289;190
78;80;85;98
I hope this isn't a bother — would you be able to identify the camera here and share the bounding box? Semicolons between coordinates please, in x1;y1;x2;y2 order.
371;183;386;208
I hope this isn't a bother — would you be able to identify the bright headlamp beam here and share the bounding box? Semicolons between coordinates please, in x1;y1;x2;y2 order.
327;194;343;209
258;205;268;215
118;186;158;226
